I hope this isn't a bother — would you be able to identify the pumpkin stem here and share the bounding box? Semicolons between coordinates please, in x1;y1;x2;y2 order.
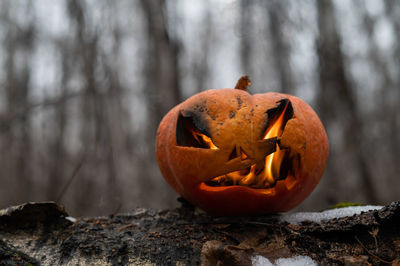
234;75;252;91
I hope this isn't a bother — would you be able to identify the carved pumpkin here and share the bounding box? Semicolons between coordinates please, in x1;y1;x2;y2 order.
156;76;329;216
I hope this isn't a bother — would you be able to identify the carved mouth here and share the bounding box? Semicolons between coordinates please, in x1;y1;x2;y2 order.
205;99;294;189
204;152;292;189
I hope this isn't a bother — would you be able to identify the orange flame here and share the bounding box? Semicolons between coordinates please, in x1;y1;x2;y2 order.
192;130;219;150
263;102;289;183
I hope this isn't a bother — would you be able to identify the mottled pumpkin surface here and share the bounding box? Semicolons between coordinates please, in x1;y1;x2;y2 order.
156;85;328;216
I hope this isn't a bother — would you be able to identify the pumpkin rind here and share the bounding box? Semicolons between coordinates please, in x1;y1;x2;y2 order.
156;88;328;216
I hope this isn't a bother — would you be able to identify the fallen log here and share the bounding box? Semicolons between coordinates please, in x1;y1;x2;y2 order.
0;200;399;265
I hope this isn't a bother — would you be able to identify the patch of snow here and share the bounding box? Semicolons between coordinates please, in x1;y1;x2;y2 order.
280;205;384;225
252;255;317;266
65;216;77;223
275;256;317;266
252;255;273;266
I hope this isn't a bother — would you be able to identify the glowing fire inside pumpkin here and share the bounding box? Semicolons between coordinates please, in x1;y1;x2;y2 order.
191;129;219;150
202;100;293;189
263;100;290;184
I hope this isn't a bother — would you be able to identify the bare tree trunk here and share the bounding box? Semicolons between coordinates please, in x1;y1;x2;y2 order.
140;0;182;206
141;0;181;132
1;2;35;204
66;0;96;215
102;24;126;212
240;0;253;75
266;0;294;94
384;0;400;176
66;0;123;215
47;44;69;201
316;0;378;204
192;6;213;93
141;0;181;168
357;4;400;200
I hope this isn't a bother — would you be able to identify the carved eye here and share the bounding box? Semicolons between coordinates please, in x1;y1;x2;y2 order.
176;112;218;149
262;99;294;140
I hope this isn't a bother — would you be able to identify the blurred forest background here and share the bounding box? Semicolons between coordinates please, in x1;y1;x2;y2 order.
0;0;399;217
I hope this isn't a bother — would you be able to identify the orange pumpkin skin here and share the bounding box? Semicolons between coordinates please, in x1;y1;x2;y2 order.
156;88;329;216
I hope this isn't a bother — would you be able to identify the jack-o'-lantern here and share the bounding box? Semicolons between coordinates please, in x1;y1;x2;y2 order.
156;76;329;216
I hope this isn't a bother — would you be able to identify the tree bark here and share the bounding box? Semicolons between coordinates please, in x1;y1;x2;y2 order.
1;201;399;265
